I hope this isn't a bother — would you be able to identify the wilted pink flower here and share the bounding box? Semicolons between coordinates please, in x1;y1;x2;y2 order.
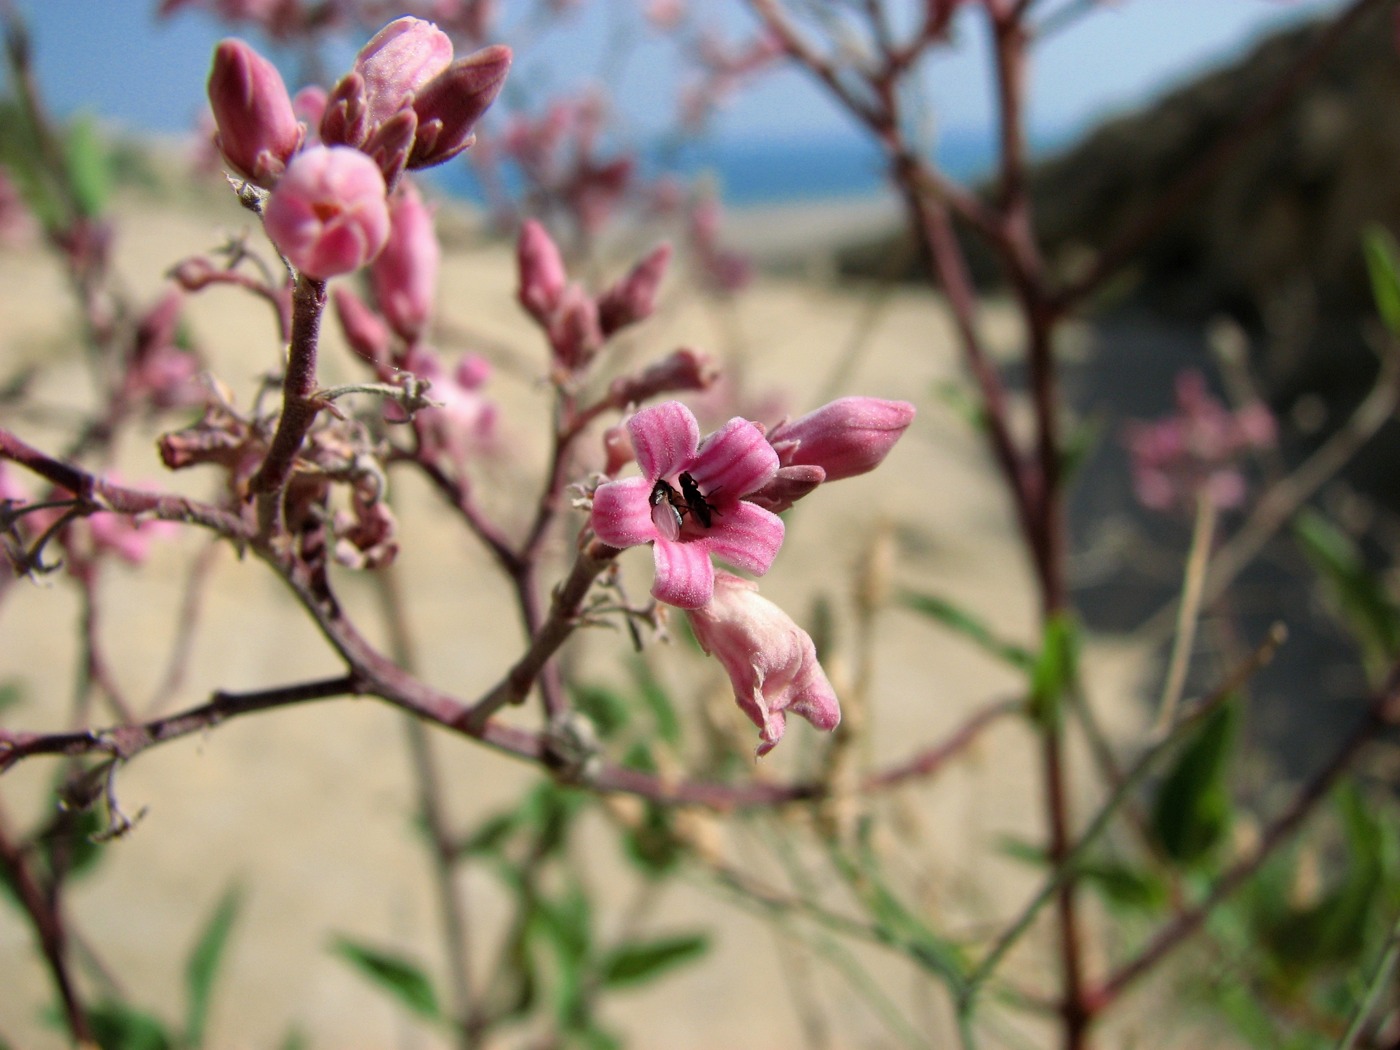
1124;370;1276;513
355;17;455;128
768;397;916;482
371;181;439;341
207;38;303;187
598;242;671;336
687;572;840;756
263;145;390;278
591;401;783;609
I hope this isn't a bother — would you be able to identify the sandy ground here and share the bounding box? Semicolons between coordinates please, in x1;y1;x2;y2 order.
0;190;1163;1048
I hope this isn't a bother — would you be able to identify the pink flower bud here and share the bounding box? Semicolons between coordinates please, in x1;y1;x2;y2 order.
291;85;328;135
363;108;418;189
207;38;303;187
607;347;717;408
768;397;915;482
407;44;512;168
354;17;454;128
548;285;603;371
263;146;390;278
598;242;671;336
685;572;840;757
333;286;392;366
517;219;567;324
370;181;439;341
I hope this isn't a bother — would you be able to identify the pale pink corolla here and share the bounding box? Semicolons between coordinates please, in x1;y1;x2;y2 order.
591;401;783;609
263;145;390;278
355;17;455;128
371;180;440;341
686;572;840;757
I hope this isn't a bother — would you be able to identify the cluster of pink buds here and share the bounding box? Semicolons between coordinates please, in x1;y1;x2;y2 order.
517;219;673;376
1124;369;1276;514
590;395;913;754
206;16;510;278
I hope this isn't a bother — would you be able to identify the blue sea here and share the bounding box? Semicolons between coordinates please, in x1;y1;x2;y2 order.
433;127;1045;209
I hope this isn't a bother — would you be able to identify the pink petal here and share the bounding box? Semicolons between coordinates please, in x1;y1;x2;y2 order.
698;501;783;576
689;417;777;498
652;538;714;608
591;476;657;548
628;401;699;480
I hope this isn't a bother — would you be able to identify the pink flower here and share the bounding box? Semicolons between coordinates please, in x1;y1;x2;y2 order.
517;219;568;324
355;17;455;128
686;572;840;756
263;145;390;278
1125;370;1276;513
206;38;303;187
371;180;440;341
591;401;783;609
395;345;497;462
768;397;916;482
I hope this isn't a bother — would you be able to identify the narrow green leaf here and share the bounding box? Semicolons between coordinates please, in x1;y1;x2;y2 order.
1077;860;1167;913
330;937;442;1023
183;886;242;1048
1295;509;1400;678
600;933;709;988
1365;225;1400;336
1029;614;1079;728
630;659;680;746
63;114;108;217
1150;699;1238;865
85;1001;174;1050
896;590;1035;671
571;683;630;739
455;811;519;858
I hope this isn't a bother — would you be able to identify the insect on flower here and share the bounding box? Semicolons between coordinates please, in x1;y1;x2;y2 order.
678;471;718;528
649;478;685;541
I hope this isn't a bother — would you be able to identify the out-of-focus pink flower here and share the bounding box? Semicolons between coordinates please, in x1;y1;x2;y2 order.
371;181;440;341
768;397;916;482
1124;370;1277;513
547;284;603;371
333;286;393;366
687;571;840;756
263;145;390;278
291;85;328;137
591;401;783;609
396;346;497;463
598;242;670;336
207;38;303;187
645;0;685;30
688;194;752;294
517;219;568;324
124;290;203;410
407;43;512;169
355;16;455;128
0;168;37;246
89;511;179;566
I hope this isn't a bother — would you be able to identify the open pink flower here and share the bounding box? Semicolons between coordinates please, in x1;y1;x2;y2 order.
263;145;390;278
591;401;783;609
686;572;840;756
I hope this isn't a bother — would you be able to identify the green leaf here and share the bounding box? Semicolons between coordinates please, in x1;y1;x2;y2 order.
276;1028;309;1050
1294;509;1400;679
1028;614;1079;728
1077;860;1167;913
630;659;680;747
86;1001;174;1050
571;684;631;739
1150;699;1238;866
63;114;108;217
455;810;519;858
183;886;242;1048
600;933;709;988
330;937;442;1023
622;800;681;878
895;590;1035;672
39;805;105;884
0;678;23;716
1365;225;1400;336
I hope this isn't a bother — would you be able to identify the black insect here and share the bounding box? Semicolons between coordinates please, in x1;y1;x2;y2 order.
649;478;685;540
678;471;718;528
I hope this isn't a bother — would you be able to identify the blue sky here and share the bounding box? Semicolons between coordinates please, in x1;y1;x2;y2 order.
9;0;1347;149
